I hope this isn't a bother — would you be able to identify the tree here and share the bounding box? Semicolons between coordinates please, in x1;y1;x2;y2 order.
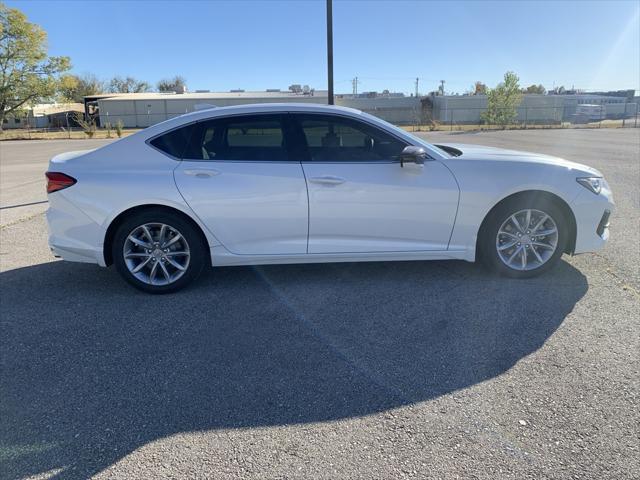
0;3;70;130
481;71;523;128
108;76;150;93
523;84;546;95
157;75;186;92
473;81;488;95
58;73;105;102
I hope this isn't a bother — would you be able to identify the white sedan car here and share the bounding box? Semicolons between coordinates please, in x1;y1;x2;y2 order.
46;104;614;293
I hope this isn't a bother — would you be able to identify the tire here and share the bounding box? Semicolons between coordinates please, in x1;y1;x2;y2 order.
479;196;568;278
112;209;207;293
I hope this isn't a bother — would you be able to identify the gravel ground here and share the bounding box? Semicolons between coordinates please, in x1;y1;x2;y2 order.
0;129;638;480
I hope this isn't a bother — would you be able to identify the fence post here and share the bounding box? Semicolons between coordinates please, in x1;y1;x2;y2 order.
450;109;453;131
623;101;627;128
599;105;603;128
524;106;528;130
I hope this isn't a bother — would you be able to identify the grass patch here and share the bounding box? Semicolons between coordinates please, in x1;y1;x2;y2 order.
0;129;140;141
402;118;636;133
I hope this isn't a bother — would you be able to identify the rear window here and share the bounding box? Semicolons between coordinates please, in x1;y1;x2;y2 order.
149;125;194;158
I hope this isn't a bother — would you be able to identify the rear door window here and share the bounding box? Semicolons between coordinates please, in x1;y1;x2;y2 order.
184;114;289;161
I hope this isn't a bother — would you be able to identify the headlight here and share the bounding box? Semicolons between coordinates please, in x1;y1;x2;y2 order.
576;177;602;195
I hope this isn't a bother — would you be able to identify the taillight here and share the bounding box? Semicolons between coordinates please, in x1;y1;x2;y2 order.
46;172;77;194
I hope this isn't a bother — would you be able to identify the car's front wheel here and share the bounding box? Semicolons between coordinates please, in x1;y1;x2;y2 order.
480;197;568;278
112;210;207;293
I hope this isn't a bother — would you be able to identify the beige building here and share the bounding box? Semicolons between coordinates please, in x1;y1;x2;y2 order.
2;103;84;129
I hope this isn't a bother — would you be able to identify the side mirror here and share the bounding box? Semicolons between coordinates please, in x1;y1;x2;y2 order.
399;146;427;167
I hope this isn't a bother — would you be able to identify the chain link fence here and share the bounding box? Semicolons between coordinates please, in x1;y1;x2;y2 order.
2;103;638;140
421;103;640;131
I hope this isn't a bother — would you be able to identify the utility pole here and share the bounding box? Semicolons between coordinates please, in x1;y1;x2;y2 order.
415;77;419;97
352;76;359;96
326;0;334;105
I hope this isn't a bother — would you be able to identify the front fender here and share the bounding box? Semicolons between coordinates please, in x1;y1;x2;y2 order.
445;160;580;260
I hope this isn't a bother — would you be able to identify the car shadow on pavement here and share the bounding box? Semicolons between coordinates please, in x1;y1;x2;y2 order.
0;259;587;479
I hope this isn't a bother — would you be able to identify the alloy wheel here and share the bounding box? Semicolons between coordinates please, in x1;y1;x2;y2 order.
123;223;191;286
495;209;558;271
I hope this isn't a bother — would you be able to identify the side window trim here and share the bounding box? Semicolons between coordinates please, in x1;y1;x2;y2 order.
289;112;409;164
182;112;299;163
145;111;415;163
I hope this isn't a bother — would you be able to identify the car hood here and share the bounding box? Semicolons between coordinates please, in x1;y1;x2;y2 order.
437;143;602;177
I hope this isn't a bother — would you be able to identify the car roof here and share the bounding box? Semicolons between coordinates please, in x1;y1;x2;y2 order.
143;103;364;133
183;102;364;120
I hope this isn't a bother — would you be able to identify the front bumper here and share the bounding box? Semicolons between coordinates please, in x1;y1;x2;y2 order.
571;183;615;254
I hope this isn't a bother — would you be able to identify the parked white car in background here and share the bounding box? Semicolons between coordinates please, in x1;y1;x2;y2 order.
46;104;614;293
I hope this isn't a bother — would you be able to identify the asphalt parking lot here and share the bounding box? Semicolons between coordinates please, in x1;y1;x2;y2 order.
1;129;638;479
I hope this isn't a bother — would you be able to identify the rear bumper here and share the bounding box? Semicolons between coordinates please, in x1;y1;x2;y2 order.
571;185;615;254
46;193;106;266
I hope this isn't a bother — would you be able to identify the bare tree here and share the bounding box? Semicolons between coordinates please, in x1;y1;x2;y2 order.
157;76;187;92
473;81;488;95
109;76;151;93
58;73;105;102
523;84;546;95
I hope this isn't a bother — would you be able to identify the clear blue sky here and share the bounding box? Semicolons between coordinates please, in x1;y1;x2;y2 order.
8;0;640;94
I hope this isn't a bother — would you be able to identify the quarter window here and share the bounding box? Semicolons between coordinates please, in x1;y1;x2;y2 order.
149;124;194;158
184;114;288;161
294;114;407;162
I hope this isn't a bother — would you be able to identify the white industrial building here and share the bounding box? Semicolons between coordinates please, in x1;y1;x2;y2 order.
427;93;635;124
86;89;636;128
88;90;330;128
87;90;424;127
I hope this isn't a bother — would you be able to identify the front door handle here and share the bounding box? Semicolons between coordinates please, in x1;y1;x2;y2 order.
183;168;221;178
308;175;346;185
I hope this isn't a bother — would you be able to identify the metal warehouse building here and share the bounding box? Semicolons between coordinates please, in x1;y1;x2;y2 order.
85;90;635;128
87;90;424;127
427;93;635;124
87;90;330;128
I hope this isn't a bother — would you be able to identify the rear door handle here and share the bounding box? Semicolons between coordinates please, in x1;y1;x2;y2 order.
308;175;346;185
183;168;220;178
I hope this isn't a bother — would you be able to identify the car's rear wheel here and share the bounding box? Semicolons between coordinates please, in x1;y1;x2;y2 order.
112;210;206;293
480;197;568;278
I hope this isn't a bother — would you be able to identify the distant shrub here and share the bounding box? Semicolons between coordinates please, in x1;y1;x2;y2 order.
105;122;112;138
73;112;96;138
115;119;124;138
